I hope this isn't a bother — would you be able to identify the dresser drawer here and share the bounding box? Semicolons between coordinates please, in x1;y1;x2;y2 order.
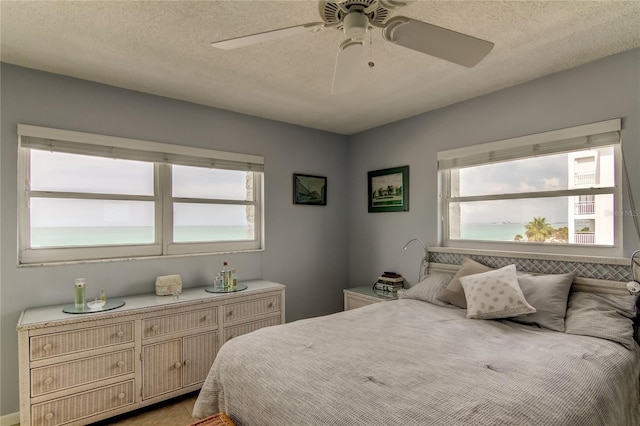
31;349;135;397
30;322;134;361
224;315;281;343
31;380;134;426
143;307;217;339
223;294;280;323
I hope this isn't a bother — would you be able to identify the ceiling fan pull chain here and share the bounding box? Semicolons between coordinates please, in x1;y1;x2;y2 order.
368;30;375;68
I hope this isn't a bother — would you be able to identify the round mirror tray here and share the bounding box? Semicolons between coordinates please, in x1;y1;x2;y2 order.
205;284;248;294
62;299;125;314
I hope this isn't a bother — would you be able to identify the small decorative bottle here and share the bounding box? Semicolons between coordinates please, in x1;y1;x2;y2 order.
100;288;107;303
74;278;86;309
221;261;231;290
231;269;238;290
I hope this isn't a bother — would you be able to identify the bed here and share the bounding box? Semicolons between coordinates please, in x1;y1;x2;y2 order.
193;252;640;425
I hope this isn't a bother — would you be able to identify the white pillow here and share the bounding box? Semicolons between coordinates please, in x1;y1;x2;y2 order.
459;264;536;320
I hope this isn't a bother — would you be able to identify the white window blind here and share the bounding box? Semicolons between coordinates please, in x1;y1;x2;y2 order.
18;124;264;172
437;119;620;170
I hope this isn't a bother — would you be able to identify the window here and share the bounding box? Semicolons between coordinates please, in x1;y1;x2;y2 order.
169;165;259;253
438;119;622;255
18;125;263;264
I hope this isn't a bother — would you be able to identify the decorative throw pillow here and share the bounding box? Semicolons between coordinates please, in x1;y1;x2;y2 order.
459;264;536;320
436;258;493;308
508;272;577;331
398;273;455;306
564;291;638;350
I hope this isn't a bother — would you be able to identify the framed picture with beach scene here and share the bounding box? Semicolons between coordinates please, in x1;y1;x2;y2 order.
368;166;409;213
293;173;327;205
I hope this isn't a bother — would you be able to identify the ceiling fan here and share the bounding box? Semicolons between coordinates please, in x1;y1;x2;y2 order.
211;0;494;93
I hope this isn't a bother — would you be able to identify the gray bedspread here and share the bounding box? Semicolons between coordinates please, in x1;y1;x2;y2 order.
194;299;640;425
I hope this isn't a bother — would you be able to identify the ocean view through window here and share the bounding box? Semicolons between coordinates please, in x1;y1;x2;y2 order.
438;119;622;254
18;124;264;264
29;225;253;248
459;222;569;242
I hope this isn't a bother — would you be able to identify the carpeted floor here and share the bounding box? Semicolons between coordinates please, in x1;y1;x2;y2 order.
89;392;199;426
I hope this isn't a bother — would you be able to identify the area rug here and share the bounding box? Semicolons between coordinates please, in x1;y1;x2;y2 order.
188;412;235;426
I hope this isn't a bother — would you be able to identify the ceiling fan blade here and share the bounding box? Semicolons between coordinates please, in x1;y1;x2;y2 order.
383;16;494;67
212;22;325;50
331;39;366;95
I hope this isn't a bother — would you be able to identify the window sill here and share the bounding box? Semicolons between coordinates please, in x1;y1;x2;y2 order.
435;243;626;264
17;247;265;268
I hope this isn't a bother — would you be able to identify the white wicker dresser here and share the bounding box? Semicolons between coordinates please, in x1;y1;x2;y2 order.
17;280;285;426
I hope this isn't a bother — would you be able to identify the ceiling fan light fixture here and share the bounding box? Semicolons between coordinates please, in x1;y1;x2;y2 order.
343;11;369;39
209;0;495;91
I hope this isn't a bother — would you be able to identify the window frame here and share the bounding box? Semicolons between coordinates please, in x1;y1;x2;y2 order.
17;125;264;265
438;119;623;257
162;165;263;256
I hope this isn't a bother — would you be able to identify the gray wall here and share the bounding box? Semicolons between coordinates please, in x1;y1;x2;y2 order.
349;48;640;287
0;64;349;415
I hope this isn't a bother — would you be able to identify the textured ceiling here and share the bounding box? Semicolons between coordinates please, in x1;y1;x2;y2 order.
1;1;639;135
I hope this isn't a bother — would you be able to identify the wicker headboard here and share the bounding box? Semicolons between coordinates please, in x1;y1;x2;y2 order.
426;247;631;294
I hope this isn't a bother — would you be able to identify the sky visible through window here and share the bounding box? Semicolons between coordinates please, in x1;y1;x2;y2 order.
458;152;570;224
30;151;249;228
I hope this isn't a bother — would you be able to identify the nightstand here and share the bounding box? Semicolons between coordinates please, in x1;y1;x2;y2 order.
343;286;399;310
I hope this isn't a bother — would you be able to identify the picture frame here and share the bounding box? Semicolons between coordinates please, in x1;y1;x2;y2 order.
293;173;327;206
368;166;409;213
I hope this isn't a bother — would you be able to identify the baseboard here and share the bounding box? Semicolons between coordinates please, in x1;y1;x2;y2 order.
0;412;19;426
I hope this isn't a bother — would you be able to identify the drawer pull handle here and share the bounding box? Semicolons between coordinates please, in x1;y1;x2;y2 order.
116;330;125;337
227;310;233;316
151;325;159;332
184;359;192;366
227;334;234;340
116;360;125;368
268;302;274;308
44;377;53;385
45;412;54;420
117;392;126;400
43;343;52;351
174;362;182;369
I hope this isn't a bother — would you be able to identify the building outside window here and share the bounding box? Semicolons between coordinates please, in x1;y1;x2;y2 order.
567;148;614;246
